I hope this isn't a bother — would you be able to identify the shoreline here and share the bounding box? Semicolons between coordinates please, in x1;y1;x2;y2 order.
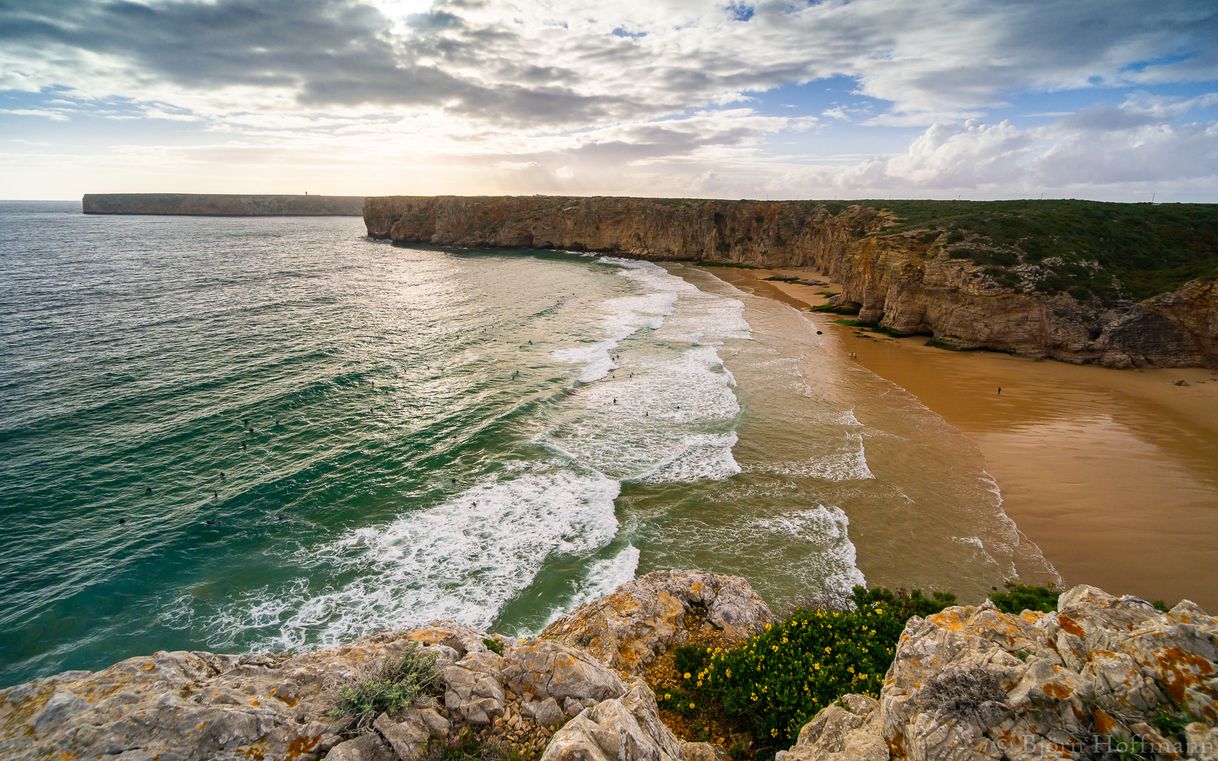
707;265;1218;609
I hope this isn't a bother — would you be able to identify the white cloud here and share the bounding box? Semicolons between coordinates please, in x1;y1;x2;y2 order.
0;0;1215;199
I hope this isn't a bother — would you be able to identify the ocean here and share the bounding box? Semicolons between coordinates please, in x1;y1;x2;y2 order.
0;201;1055;686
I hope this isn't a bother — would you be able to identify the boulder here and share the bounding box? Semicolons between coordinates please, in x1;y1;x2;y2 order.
503;639;627;706
523;697;567;728
542;570;773;675
444;650;506;725
324;733;395;761
541;680;685;761
776;694;886;761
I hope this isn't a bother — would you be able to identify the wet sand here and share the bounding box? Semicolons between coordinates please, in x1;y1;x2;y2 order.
709;266;1218;609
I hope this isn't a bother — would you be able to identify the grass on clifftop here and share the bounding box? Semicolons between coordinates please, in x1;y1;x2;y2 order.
859;199;1218;303
334;644;443;732
652;583;1061;759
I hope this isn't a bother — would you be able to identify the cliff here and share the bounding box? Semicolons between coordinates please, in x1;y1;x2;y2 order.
3;571;1215;760
364;196;1218;368
83;193;364;216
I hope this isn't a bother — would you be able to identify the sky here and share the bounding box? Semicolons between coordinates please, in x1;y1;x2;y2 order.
1;0;1217;201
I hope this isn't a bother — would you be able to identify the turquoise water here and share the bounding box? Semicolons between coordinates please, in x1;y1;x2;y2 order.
0;202;1055;687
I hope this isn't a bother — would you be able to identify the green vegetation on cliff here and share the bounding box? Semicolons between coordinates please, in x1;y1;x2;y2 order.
654;583;1059;757
865;199;1218;303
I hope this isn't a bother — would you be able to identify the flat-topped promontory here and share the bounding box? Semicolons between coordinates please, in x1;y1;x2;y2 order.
83;193;364;216
364;195;1218;368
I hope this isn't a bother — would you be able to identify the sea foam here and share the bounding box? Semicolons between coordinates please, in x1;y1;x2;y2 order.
211;465;620;650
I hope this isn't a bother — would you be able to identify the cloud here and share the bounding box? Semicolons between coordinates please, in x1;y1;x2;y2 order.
1;0;1216;200
3;0;1216;128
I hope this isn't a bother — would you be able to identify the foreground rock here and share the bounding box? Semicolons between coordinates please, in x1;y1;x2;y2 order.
364;195;1218;368
0;571;765;760
3;573;1215;760
789;585;1218;760
541;569;774;675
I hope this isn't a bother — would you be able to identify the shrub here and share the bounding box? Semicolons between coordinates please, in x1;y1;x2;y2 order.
334;644;443;731
687;588;955;751
917;667;1007;720
852;586;957;620
483;637;504;655
988;582;1060;614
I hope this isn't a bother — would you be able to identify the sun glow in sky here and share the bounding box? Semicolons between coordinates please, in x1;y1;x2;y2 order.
1;0;1217;201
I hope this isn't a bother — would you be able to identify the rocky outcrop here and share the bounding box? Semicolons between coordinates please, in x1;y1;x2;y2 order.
3;573;1215;760
0;571;765;761
541;570;774;675
791;585;1218;760
363;195;1218;367
83;193;364;216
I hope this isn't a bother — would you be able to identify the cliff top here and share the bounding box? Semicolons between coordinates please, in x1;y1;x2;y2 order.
368;194;1218;303
83;193;364;216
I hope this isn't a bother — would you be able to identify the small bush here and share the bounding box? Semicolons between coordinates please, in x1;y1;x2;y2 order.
483;637;504;655
918;667;1007;720
1150;707;1199;745
334;644;443;731
687;587;955;750
852;586;957;620
988;583;1060;614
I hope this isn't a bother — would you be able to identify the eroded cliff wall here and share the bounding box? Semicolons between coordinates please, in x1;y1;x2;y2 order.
364;195;1218;368
83;193;364;216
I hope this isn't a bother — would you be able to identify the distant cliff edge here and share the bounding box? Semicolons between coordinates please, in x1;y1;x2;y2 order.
365;195;1218;368
83;193;364;216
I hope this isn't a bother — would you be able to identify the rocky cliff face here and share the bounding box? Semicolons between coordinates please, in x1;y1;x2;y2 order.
3;571;1214;761
0;571;771;761
782;585;1218;761
83;194;364;216
364;196;1218;368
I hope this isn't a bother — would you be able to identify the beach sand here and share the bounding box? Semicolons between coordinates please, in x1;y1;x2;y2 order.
710;265;1218;609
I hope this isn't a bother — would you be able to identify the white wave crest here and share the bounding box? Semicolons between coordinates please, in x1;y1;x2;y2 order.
212;466;620;650
753;505;866;606
542;544;641;627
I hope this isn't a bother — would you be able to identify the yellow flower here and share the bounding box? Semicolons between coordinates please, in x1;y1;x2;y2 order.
683;672;691;679
765;623;772;630
696;680;703;687
664;693;672;700
750;692;758;701
824;647;832;654
771;729;779;737
725;668;732;678
689;702;696;710
847;666;855;674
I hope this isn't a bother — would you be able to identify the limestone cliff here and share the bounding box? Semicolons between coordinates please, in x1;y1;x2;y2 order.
83;193;364;216
364;196;1218;368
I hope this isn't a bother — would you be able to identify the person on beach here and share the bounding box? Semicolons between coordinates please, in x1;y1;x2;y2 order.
998;386;1002;395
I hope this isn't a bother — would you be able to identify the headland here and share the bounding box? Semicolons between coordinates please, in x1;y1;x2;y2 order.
364;195;1218;368
83;193;364;216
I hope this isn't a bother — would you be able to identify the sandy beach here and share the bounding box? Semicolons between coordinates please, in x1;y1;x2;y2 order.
710;265;1218;609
